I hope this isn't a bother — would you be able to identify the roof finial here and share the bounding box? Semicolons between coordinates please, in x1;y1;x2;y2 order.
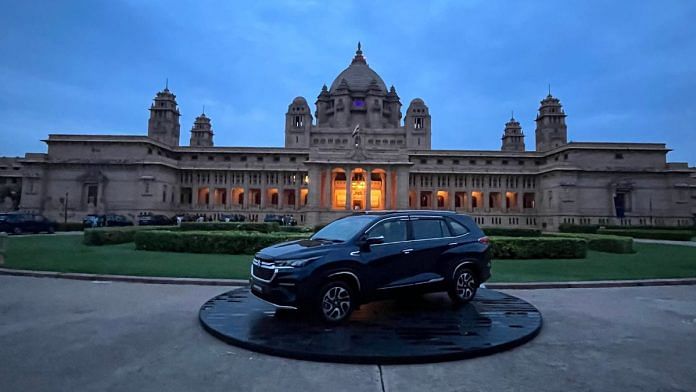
511;110;514;120
165;78;169;90
202;105;205;115
548;83;551;97
357;41;362;53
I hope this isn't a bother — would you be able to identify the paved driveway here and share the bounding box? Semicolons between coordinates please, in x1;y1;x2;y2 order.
0;276;694;391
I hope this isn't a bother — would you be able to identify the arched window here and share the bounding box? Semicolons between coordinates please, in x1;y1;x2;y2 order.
238;192;244;205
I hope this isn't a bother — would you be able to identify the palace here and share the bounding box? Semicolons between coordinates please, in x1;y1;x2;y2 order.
2;44;695;228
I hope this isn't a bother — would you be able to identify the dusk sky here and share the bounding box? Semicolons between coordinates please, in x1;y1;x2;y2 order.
1;0;694;165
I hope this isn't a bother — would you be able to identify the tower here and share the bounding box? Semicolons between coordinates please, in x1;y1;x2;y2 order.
535;90;567;151
147;84;181;146
284;96;313;148
501;114;525;151
189;110;214;147
405;98;431;149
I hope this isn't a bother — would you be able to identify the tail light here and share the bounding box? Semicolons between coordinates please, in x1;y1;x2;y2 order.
478;236;490;245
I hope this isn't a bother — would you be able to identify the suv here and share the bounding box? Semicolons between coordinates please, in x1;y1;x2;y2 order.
249;211;491;323
0;213;57;234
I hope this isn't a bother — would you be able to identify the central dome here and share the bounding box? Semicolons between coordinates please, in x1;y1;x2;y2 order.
329;43;387;93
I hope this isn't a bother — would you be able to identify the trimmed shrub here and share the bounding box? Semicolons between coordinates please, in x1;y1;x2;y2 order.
56;222;84;232
558;224;600;234
134;230;310;254
481;227;541;237
603;225;695;232
596;228;695;242
278;226;314;233
489;236;587;259
84;226;169;245
179;222;280;233
546;233;634;253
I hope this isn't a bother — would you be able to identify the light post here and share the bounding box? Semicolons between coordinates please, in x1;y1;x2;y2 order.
64;192;68;224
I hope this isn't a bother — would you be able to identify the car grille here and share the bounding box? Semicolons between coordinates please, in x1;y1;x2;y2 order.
252;259;275;281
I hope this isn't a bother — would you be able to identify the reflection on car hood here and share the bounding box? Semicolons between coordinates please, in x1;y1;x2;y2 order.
256;239;337;260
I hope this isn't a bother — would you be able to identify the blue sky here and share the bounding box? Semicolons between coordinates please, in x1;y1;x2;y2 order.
1;0;694;165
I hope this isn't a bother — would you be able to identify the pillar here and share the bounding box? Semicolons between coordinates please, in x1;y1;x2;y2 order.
397;168;409;209
344;166;352;211
365;167;372;211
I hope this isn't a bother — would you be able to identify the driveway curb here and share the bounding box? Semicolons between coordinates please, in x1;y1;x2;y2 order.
2;267;696;289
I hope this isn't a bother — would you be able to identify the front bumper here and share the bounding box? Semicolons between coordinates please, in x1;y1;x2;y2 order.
249;261;314;309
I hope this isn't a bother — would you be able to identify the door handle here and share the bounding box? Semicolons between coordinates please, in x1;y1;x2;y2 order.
401;248;414;254
448;242;459;247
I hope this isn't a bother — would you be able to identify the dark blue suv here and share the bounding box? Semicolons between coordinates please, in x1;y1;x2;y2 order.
250;211;491;323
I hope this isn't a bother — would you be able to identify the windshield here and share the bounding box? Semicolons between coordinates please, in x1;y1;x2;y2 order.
311;215;379;242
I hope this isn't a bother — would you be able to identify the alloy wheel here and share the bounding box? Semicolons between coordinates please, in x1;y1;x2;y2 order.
456;271;476;301
321;285;352;322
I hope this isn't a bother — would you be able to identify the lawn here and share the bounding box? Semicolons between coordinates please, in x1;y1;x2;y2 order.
3;234;696;282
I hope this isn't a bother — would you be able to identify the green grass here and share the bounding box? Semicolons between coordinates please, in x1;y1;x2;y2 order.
3;234;696;282
3;234;252;279
489;243;696;282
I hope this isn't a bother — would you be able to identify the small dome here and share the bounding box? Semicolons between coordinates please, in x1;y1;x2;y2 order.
410;98;425;105
292;96;309;105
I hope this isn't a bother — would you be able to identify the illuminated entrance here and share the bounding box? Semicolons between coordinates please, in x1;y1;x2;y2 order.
331;168;386;210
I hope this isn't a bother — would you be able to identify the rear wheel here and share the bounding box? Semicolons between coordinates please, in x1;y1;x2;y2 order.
12;227;22;235
448;267;478;305
317;281;354;324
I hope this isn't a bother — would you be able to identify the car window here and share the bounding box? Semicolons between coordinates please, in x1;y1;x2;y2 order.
367;219;407;243
411;218;449;240
447;218;469;236
34;215;45;222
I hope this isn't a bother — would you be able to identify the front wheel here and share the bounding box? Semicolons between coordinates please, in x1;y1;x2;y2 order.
13;227;22;235
448;267;478;305
317;281;354;324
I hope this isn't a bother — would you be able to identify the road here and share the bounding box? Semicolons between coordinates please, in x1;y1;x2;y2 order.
1;275;694;392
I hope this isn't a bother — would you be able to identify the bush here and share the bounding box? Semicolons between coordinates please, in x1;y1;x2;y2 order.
278;226;314;233
481;227;541;237
596;229;695;242
603;225;695;232
84;226;169;245
558;224;600;234
179;222;280;233
134;230;310;254
56;222;84;232
546;233;634;253
489;236;587;259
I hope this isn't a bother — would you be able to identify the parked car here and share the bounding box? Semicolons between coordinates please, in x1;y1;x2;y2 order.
137;214;173;226
221;214;246;222
263;214;297;226
82;214;104;229
250;211;491;323
0;213;57;235
103;214;133;227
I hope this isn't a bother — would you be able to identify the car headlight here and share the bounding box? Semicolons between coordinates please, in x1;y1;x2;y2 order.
275;257;320;268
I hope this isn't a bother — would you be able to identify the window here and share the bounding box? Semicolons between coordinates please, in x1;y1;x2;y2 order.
87;184;98;206
367;219;407;243
420;159;427;164
290;157;296;162
437;159;443;165
415;117;423;129
411;219;449;240
615;153;624;159
208;156;214;161
447;218;469;236
240;156;247;162
453;159;459;165
257;156;263;162
191;155;198;160
273;156;280;162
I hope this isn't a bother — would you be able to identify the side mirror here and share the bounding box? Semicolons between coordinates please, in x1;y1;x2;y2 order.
365;235;385;245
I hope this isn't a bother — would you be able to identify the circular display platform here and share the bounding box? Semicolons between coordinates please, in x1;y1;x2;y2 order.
199;288;542;364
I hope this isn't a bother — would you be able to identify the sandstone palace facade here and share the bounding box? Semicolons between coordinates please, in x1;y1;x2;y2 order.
2;45;695;228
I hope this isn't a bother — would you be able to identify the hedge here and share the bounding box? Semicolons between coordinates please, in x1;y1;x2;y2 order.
596;229;695;242
83;226;170;246
546;233;634;253
179;222;280;233
134;230;310;254
278;226;314;233
603;225;695;232
558;224;600;234
489;236;587;259
481;227;541;237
